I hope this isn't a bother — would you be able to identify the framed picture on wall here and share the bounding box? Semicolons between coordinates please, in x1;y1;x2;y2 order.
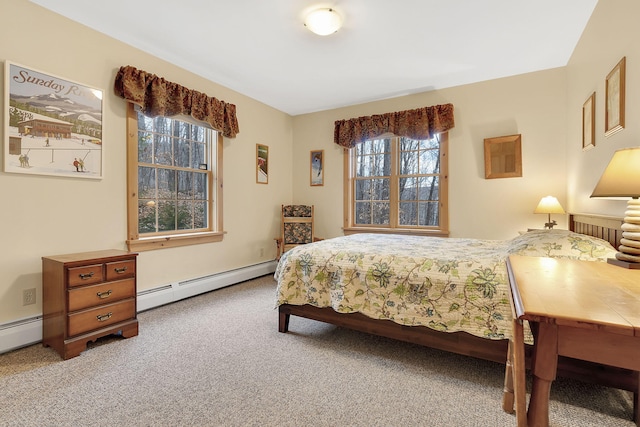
4;61;104;179
582;92;595;150
605;56;625;137
310;149;324;186
256;143;268;184
483;134;522;179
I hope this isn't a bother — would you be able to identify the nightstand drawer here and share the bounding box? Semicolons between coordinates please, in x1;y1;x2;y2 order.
67;264;105;287
106;260;135;281
67;299;136;337
67;278;136;312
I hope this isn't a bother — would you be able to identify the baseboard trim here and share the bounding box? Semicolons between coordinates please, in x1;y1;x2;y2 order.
137;260;277;311
0;315;43;355
0;261;277;354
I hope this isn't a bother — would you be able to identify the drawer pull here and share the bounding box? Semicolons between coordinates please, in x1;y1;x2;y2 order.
79;272;95;280
96;290;112;299
96;312;113;322
114;266;128;274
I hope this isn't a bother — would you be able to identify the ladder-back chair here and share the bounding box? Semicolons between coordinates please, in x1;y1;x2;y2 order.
275;205;321;260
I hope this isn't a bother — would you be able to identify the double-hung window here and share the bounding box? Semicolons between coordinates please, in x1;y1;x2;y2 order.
344;132;448;236
126;104;223;251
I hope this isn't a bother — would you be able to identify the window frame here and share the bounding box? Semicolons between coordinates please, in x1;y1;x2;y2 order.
126;103;224;251
343;132;449;237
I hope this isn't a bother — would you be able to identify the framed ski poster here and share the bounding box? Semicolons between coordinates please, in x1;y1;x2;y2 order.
4;62;104;179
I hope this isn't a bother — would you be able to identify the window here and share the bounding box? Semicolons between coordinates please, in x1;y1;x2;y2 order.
343;133;448;236
126;104;223;251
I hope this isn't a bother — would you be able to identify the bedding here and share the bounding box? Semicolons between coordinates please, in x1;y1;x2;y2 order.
274;229;617;341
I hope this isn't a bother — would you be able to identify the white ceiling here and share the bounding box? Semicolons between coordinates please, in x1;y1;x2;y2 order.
30;0;598;116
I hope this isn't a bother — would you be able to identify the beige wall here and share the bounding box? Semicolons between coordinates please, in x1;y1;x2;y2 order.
293;69;569;240
566;0;640;215
0;0;292;324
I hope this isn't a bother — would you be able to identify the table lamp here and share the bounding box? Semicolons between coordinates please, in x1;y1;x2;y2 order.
591;147;640;268
534;196;565;229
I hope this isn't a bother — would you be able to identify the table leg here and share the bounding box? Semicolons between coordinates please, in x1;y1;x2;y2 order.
528;322;558;427
513;319;527;426
502;318;528;426
634;374;639;426
502;340;515;414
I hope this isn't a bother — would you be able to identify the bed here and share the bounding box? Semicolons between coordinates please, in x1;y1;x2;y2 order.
275;213;638;395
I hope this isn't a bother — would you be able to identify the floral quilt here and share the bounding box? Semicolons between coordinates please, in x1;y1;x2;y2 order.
274;230;617;340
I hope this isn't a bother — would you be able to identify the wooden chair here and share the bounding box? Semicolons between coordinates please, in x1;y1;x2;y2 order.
275;205;321;260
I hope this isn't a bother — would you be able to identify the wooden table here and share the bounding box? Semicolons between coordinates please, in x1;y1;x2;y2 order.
504;255;640;426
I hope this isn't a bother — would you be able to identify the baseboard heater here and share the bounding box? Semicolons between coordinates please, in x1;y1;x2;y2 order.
0;260;277;355
0;316;43;355
137;260;276;311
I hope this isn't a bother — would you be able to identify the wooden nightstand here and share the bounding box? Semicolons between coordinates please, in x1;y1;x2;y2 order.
42;249;139;359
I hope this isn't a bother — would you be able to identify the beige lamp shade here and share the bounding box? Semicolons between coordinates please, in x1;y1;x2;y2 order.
534;196;565;214
591;147;640;268
591;147;640;198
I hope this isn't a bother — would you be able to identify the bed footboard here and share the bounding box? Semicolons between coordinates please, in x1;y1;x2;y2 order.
278;304;509;363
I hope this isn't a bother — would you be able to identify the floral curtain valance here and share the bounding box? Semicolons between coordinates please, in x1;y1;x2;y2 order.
334;104;454;148
114;65;239;138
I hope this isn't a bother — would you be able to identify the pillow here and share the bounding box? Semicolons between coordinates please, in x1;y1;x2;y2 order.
508;229;617;261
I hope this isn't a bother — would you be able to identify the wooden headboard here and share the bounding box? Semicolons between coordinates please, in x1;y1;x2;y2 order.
569;213;624;249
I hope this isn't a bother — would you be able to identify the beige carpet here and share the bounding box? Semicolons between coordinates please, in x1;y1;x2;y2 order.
0;275;634;427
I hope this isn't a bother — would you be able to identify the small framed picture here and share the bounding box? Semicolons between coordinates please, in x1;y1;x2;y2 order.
605;57;625;137
582;92;595;150
310;149;324;186
483;134;522;179
256;144;268;184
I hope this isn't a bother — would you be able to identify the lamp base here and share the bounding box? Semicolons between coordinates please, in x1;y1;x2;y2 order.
607;257;640;269
613;198;640;268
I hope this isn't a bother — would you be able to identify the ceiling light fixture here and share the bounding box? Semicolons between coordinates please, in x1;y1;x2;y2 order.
304;8;342;36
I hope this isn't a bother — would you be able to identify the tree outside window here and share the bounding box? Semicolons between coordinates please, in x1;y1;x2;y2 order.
126;104;223;251
345;133;448;236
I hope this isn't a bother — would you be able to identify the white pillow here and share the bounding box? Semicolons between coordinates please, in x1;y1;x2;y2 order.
508;229;617;261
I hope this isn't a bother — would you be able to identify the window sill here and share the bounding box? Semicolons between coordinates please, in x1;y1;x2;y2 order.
127;231;225;251
342;227;449;237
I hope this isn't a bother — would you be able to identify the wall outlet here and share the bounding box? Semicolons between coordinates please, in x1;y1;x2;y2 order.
259;247;265;257
23;288;36;306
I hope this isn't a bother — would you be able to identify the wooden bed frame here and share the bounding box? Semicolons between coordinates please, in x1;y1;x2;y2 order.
278;213;638;396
